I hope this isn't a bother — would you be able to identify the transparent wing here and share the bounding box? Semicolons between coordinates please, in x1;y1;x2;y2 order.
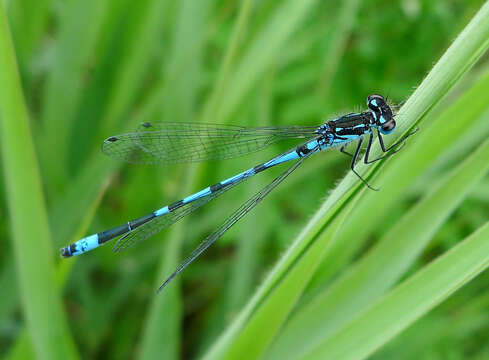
156;152;312;292
102;122;319;164
112;169;254;252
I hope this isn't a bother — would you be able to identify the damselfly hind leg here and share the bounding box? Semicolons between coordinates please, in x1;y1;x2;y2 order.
350;137;378;191
363;131;404;164
340;144;353;157
356;127;418;190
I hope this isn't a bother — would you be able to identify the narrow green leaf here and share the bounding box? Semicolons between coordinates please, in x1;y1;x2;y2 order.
267;124;489;360
0;5;78;360
39;0;109;191
373;292;489;360
100;0;169;136
6;0;49;71
305;219;489;360
137;1;212;359
316;0;362;98
215;0;319;123
221;193;361;360
201;0;254;124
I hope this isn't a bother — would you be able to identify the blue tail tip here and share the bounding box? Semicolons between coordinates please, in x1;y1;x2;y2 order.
60;246;72;258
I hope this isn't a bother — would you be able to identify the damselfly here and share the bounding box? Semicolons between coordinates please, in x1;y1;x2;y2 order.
61;95;416;292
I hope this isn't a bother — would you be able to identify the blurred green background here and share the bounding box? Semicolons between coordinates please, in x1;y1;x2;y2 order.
1;0;489;359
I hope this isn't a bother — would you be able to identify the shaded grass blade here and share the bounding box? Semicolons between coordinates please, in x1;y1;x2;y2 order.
39;0;109;191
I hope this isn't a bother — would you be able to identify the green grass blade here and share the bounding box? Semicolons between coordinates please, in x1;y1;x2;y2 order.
6;0;49;72
393;0;489;135
215;0;319;123
203;3;489;358
316;0;361;98
372;292;489;360
201;0;254;124
266;117;489;360
0;5;78;360
39;0;109;191
99;0;169;136
5;145;117;360
304;219;489;359
3;2;486;358
221;193;361;360
136;1;212;359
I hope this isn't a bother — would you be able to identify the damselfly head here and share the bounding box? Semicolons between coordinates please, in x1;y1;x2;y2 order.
367;94;396;134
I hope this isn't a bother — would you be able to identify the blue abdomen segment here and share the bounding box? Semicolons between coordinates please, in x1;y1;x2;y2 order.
60;213;157;257
268;149;300;165
183;187;211;203
154;206;169;217
60;234;99;257
60;145;311;258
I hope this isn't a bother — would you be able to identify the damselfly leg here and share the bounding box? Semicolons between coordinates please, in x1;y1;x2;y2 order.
343;127;418;190
340;144;353;157
350;137;379;191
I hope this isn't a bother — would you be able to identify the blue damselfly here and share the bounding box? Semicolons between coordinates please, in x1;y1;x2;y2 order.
61;95;416;292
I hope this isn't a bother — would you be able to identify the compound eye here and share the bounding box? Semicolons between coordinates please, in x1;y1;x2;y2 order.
381;120;396;134
367;94;385;111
